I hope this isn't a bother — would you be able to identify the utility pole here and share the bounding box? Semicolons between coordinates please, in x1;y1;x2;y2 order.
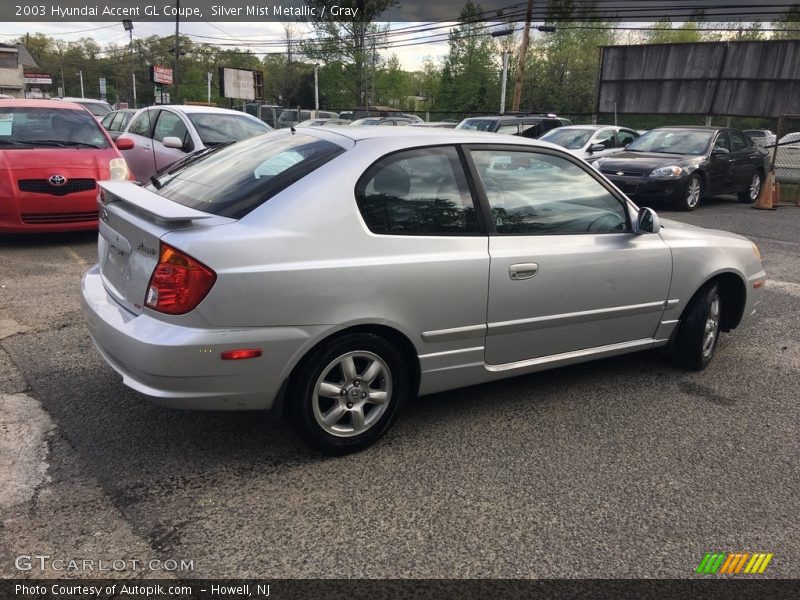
123;20;135;106
78;70;84;97
174;0;180;103
512;0;533;112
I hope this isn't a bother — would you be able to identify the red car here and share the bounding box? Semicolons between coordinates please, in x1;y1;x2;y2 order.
0;99;130;233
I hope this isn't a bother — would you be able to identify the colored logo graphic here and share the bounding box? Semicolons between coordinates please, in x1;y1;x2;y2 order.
696;552;773;574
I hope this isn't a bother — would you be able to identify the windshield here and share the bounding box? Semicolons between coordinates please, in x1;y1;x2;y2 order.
76;101;112;117
146;132;344;218
350;118;381;126
626;129;712;155
539;128;595;149
0;107;110;148
457;119;497;131
187;113;271;145
743;130;765;138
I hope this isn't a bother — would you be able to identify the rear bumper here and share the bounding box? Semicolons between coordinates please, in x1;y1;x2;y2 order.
80;265;325;410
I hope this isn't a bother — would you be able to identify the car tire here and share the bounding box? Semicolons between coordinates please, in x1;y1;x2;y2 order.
738;171;762;204
678;174;703;211
670;282;722;371
288;333;410;454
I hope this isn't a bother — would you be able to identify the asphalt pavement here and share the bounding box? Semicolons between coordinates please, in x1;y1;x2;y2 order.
1;197;798;579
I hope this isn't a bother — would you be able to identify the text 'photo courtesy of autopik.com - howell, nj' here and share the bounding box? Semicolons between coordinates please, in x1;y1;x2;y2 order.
1;0;800;599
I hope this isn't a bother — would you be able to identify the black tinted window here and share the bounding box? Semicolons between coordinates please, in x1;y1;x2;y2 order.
148;133;343;218
356;147;479;235
730;131;749;152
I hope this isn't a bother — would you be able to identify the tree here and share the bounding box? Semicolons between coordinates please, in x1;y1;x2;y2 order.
438;2;501;114
302;1;397;107
772;4;800;39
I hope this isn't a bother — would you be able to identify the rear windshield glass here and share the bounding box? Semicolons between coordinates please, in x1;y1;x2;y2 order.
457;119;497;131
77;101;112;117
147;132;344;218
539;128;594;149
187;112;271;145
0;107;110;148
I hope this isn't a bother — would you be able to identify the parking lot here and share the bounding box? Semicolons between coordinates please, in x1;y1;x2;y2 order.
1;197;799;579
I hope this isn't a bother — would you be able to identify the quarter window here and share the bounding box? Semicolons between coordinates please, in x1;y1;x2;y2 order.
497;124;519;135
470;149;627;235
356;147;480;235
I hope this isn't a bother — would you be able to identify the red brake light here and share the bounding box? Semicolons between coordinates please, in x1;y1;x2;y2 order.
221;349;263;360
145;243;216;315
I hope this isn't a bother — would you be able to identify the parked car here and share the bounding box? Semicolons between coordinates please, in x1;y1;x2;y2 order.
297;118;351;127
592;126;768;211
539;125;640;160
0;99;129;233
743;129;776;149
99;109;136;140
55;97;113;121
81;127;764;453
410;121;458;128
276;109;339;129
773;131;800;184
117;105;272;182
456;114;572;138
350;116;415;126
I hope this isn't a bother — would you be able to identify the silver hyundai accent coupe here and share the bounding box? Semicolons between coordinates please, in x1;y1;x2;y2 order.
81;128;765;453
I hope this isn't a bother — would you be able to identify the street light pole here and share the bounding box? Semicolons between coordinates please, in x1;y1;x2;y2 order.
78;70;84;97
512;0;533;112
174;0;180;103
314;64;319;111
500;51;510;114
123;20;135;107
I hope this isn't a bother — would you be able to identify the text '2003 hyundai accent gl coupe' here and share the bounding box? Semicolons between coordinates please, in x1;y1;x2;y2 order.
81;128;765;453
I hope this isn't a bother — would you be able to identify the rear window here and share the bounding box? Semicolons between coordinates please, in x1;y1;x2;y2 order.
77;101;112;117
147;133;344;218
187;113;271;145
0;107;109;148
457;119;497;132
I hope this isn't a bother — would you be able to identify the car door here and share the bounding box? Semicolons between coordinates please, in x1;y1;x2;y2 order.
466;146;672;365
151;109;193;174
708;131;734;193
121;108;159;183
728;130;758;189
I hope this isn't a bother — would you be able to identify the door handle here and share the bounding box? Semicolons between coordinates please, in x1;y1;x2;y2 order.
509;263;539;280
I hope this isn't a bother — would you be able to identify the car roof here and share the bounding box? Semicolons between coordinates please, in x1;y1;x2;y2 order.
295;125;567;150
59;97;111;105
0;98;87;111
138;104;254;116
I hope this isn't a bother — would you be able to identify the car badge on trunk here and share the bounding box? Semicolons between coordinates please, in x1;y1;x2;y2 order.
49;175;67;186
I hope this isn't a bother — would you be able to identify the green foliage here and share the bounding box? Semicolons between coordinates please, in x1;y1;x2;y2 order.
437;2;501;113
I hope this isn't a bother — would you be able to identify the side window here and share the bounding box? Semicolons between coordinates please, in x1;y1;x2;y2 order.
100;113;115;128
497;124;519;135
109;112;125;131
355;146;480;235
714;132;732;152
154;111;189;146
519;122;543;138
617;129;638;147
128;111;153;137
592;129;615;149
470;149;627;235
730;131;749;152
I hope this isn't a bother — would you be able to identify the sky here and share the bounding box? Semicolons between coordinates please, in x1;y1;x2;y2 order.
0;21;455;71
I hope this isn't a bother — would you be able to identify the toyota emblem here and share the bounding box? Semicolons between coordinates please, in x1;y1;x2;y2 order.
49;175;67;186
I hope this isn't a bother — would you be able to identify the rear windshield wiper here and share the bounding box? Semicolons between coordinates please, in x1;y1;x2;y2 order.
150;140;236;189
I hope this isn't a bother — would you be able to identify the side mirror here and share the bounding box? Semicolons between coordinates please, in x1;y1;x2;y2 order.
635;207;660;234
116;136;134;150
162;136;184;149
589;143;605;154
711;146;730;156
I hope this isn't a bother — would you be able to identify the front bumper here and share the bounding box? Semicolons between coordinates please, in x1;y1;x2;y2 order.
81;265;326;410
605;175;688;205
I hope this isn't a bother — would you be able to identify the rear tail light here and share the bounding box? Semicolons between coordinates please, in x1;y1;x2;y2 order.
145;243;216;315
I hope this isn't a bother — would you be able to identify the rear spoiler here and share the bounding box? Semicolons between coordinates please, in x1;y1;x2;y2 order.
99;181;214;223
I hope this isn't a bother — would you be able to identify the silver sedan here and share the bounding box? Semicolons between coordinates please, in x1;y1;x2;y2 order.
81;128;765;453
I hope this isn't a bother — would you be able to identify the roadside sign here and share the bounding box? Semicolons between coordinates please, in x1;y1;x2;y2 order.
150;65;173;86
99;77;107;99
